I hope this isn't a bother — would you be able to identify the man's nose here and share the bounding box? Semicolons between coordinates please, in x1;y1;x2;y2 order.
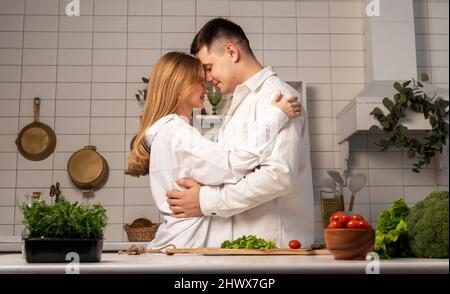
205;73;213;83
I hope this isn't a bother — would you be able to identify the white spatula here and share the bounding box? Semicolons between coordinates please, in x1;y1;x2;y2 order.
348;174;367;212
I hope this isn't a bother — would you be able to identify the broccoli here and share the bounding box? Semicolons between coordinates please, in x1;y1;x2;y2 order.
374;198;412;259
406;190;449;258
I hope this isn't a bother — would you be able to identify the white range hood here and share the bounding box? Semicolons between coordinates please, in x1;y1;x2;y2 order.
336;0;449;181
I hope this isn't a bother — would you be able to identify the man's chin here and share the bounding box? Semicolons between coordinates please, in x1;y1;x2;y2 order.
218;85;231;95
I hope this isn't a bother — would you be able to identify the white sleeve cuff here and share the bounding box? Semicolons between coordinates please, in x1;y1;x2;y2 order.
199;185;221;216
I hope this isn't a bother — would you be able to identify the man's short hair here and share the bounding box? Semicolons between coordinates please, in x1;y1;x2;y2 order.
190;18;254;56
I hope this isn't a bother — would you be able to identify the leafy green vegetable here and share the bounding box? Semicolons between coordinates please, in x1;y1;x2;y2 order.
406;190;449;258
221;235;276;249
374;199;411;259
20;199;107;239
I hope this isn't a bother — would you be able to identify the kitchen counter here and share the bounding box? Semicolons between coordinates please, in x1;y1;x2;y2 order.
0;253;447;274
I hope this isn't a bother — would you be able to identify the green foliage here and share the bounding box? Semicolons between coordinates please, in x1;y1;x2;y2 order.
406;190;449;258
374;199;412;259
20;199;107;239
221;235;277;249
370;76;449;173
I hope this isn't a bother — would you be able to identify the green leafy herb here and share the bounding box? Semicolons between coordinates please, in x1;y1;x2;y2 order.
20;200;107;239
221;235;277;249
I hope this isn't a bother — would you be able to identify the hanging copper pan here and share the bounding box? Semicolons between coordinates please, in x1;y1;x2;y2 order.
67;145;109;193
16;97;56;161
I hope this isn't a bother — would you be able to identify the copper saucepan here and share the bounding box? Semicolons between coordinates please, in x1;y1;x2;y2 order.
16;97;56;161
67;145;109;193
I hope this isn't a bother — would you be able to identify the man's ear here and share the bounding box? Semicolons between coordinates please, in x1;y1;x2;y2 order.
225;43;239;63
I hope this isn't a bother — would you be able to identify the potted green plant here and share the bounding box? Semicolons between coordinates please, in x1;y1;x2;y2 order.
20;199;107;263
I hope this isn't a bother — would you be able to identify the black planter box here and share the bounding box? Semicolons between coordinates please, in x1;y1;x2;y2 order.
24;238;103;263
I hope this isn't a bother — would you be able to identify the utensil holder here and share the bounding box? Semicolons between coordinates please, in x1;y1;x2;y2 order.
321;191;339;228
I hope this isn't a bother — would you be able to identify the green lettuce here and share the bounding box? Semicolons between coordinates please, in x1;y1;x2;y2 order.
374;199;411;259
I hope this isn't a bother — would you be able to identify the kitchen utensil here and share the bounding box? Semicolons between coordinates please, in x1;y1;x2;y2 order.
327;170;345;211
49;182;62;203
67;145;109;193
139;247;330;255
16;97;56;161
162;248;330;255
320;177;339;207
320;178;339;228
321;197;339;229
320;177;336;193
348;174;367;211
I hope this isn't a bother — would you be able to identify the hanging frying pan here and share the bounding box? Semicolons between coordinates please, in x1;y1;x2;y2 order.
16;97;56;161
67;145;109;193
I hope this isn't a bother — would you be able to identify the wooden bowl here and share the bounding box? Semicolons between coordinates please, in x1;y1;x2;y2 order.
324;228;375;260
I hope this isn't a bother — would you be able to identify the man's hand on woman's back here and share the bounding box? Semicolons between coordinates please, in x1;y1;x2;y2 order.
167;178;203;218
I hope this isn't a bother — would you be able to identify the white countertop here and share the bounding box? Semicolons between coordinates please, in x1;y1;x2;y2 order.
0;253;448;274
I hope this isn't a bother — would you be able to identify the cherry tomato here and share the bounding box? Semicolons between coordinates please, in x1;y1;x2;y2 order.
346;220;361;228
329;211;345;224
328;220;343;229
338;214;352;227
289;240;301;249
359;220;372;229
352;214;364;221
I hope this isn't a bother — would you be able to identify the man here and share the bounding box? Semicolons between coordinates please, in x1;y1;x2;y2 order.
167;18;315;247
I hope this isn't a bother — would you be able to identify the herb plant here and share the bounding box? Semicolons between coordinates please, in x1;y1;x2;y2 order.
20;200;107;239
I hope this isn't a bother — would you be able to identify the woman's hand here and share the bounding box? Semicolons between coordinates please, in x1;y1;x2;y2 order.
271;92;301;118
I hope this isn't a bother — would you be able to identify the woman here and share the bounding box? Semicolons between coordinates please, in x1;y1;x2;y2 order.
126;52;301;248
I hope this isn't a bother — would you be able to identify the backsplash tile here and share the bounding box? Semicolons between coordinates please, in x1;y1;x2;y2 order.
128;0;161;16
0;0;447;243
0;49;22;66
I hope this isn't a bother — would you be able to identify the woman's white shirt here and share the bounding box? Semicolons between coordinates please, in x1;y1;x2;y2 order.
145;107;288;249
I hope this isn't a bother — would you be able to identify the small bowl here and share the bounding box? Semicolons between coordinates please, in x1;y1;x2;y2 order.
324;228;375;260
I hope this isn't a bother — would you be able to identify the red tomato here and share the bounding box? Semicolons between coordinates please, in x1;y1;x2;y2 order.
328;220;343;229
329;211;345;224
338;214;352;226
352;214;364;221
346;220;361;228
359;220;372;229
289;240;301;249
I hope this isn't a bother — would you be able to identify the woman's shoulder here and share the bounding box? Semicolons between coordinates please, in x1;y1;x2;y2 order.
154;115;201;142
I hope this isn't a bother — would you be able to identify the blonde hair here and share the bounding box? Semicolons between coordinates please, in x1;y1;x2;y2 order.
125;51;204;176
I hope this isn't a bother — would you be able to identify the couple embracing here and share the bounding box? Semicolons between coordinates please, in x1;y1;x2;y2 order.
126;18;314;249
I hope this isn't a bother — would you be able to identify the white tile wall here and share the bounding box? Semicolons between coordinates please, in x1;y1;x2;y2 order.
414;0;449;89
297;2;329;18
0;0;447;243
128;0;161;16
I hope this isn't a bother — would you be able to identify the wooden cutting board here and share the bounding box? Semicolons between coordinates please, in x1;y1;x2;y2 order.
160;248;330;255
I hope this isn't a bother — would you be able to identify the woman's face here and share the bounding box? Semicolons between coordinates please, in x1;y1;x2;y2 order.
180;81;208;110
